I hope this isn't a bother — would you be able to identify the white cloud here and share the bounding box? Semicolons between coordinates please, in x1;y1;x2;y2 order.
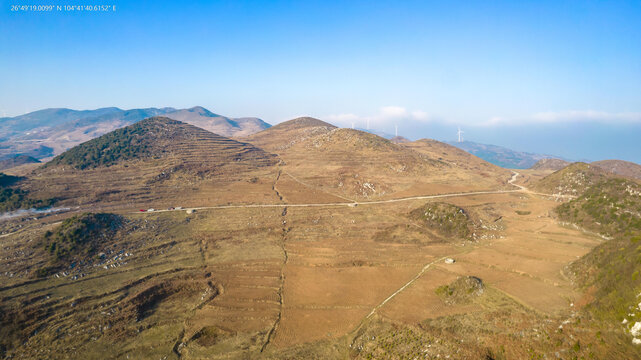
485;116;504;125
326;106;432;128
530;110;641;123
411;110;429;120
380;106;408;119
480;110;641;126
326;113;360;123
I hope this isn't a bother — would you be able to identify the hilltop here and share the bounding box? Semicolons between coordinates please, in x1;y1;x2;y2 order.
0;107;175;160
390;136;410;143
26;117;279;208
530;158;570;171
243;117;337;152
244;118;510;200
0;106;270;161
533;162;612;196
44;117;273;170
592;159;641;180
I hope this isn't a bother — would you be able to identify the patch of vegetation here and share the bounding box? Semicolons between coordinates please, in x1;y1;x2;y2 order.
0;172;56;212
45;117;181;169
372;224;433;244
535;162;610;196
560;179;641;323
0;173;22;187
435;276;485;305
354;324;446;359
40;213;123;271
410;202;473;240
190;326;233;347
515;210;531;215
0;188;56;212
351;321;491;360
557;178;641;238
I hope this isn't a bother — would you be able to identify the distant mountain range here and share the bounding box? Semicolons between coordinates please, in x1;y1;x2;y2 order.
4;107;637;174
356;130;567;169
447;141;568;169
0;106;270;160
0;155;40;171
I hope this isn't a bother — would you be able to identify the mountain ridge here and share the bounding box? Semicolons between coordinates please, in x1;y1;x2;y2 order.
0;106;271;161
447;140;566;169
592;159;641;180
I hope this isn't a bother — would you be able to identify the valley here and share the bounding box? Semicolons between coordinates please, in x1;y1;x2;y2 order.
0;117;640;359
3;1;640;358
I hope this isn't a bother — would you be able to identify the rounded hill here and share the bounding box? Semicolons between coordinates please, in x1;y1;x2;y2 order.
533;162;611;196
45;117;276;171
28;117;280;208
242;117;337;152
245;117;511;200
592;159;641;180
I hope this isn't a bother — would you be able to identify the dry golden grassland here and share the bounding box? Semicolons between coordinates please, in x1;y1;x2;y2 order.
2;118;637;359
1;173;620;358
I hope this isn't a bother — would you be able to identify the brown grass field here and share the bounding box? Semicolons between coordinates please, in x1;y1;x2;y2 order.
0;168;609;359
0;120;629;359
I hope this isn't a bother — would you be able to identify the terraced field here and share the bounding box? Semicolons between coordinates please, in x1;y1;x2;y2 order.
22;118;281;210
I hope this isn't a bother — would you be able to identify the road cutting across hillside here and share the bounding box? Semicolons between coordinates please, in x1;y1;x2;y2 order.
139;171;572;215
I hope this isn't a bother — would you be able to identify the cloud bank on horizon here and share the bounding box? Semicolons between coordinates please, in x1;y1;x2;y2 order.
318;105;641;165
326;106;432;129
324;107;641;128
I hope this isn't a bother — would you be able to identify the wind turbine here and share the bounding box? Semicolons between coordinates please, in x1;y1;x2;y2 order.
457;126;464;143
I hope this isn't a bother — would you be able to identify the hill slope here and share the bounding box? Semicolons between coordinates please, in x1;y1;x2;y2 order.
27;117;279;208
403;139;510;177
555;177;641;350
0;107;175;160
244;118;510;200
0;106;270;161
533;162;611;196
243;117;337;151
44;116;277;172
592;160;641;180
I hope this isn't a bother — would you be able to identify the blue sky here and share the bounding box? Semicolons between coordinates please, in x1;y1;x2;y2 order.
1;0;640;162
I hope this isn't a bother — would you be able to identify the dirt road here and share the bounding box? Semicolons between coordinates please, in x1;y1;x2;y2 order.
143;171;533;214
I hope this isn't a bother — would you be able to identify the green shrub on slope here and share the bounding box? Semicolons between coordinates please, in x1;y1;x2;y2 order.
42;213;123;263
